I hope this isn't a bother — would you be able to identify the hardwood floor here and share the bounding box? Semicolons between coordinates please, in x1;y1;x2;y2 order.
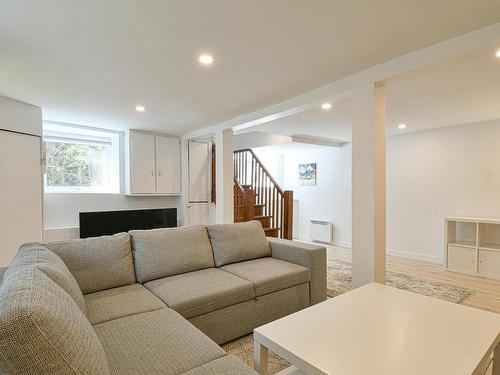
325;244;500;314
323;244;500;375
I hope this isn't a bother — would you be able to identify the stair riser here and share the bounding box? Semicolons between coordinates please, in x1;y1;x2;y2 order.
264;228;279;238
257;217;271;228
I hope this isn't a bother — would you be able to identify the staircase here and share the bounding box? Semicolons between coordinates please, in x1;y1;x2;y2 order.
233;149;293;239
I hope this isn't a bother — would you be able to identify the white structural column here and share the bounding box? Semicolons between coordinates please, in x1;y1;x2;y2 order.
215;128;234;223
351;83;386;287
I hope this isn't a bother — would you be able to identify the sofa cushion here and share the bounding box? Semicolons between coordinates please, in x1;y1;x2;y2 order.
0;266;110;375
221;257;311;296
12;243;86;314
180;356;258;375
130;225;214;283
145;268;255;319
84;284;166;324
46;232;135;294
93;308;225;375
206;220;271;267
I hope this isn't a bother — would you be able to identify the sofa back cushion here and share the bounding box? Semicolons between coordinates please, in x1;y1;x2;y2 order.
0;266;110;375
11;243;86;314
130;226;214;283
206;221;271;267
46;232;135;294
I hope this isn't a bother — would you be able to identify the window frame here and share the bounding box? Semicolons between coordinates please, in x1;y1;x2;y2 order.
42;122;121;194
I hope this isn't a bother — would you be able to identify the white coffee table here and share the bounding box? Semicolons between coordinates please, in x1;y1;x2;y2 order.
254;283;500;375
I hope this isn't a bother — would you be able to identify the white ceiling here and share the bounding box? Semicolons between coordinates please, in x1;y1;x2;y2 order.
1;0;499;134
245;45;500;141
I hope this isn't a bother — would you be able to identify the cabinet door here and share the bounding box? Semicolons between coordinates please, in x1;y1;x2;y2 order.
478;250;500;278
0;131;42;266
130;132;156;194
447;245;476;273
155;135;180;194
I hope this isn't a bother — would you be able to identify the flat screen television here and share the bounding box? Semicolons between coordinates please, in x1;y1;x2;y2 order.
79;208;177;238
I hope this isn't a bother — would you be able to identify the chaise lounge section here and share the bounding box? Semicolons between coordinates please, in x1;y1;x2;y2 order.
0;220;326;374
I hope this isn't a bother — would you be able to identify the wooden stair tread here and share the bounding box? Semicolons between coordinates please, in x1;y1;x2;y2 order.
262;227;279;232
254;203;265;207
254;215;272;219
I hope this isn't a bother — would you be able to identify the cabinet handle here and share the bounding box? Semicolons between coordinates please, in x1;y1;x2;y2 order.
158;170;161;177
151;171;154;176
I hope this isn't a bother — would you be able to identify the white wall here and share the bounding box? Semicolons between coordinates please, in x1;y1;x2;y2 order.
255;119;500;264
254;144;352;247
43;130;181;241
387;119;500;263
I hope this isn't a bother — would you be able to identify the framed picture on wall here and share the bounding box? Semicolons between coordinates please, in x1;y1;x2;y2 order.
298;163;317;186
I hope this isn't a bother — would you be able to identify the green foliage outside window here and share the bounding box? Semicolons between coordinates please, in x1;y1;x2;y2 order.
45;141;105;187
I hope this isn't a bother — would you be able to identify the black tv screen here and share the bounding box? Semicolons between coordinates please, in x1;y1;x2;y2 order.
79;208;177;238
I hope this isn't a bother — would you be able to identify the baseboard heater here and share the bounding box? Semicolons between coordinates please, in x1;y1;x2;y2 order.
310;219;333;243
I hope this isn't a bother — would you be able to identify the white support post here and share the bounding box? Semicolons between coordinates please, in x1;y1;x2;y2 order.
215;128;234;224
351;83;386;287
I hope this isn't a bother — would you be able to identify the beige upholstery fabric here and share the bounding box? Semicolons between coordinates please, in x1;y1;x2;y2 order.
268;237;327;305
47;232;135;294
181;356;258;375
222;257;311;296
190;283;309;345
206;220;271;267
84;284;166;324
11;243;86;314
130;226;214;283
94;308;225;375
0;267;110;375
0;266;7;286
145;268;255;319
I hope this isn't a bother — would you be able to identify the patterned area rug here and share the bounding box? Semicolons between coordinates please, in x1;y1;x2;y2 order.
327;258;474;303
224;258;475;374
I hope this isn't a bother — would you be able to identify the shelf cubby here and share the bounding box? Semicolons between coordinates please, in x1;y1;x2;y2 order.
445;217;500;279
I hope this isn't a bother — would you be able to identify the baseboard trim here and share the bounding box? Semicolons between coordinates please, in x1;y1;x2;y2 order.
332;241;352;248
297;236;444;265
387;248;444;265
44;227;79;242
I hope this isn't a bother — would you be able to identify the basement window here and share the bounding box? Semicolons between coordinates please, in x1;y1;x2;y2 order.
43;122;120;193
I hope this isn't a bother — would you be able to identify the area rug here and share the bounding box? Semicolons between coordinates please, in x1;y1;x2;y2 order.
327;258;474;303
224;258;475;374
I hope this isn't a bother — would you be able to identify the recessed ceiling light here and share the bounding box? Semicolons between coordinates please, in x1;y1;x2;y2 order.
321;102;332;110
496;49;500;58
198;54;214;65
135;105;145;112
398;123;407;129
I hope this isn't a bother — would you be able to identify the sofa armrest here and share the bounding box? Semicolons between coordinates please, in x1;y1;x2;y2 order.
268;237;327;305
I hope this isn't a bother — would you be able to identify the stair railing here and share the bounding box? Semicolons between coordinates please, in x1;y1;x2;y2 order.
233;149;293;239
233;177;255;222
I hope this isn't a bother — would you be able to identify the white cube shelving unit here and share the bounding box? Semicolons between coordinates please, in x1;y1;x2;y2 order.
445;217;500;279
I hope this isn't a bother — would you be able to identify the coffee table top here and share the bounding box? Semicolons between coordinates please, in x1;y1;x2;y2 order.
254;283;500;375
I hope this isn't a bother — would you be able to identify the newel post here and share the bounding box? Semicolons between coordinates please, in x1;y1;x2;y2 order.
283;191;293;240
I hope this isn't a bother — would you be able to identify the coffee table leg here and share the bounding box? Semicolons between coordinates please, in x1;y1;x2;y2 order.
254;340;269;375
493;343;500;375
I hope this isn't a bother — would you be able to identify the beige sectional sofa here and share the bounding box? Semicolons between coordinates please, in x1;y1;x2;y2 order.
0;220;326;374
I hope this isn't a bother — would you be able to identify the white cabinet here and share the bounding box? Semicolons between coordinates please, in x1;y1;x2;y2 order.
155;135;180;194
129;132;156;194
478;249;500;278
447;245;476;273
445;217;500;279
125;130;181;196
0;130;43;266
